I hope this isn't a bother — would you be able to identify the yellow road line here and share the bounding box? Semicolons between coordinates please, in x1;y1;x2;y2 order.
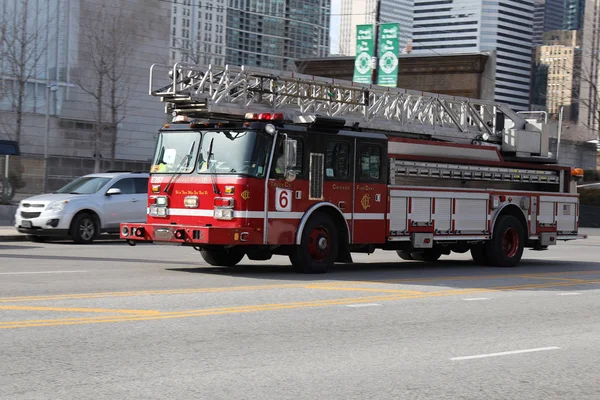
1;278;600;330
2;269;599;303
0;305;160;315
304;286;423;294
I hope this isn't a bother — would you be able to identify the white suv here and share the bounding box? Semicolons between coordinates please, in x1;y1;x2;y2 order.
15;172;149;244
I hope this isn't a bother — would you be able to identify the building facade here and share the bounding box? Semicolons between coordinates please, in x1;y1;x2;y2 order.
0;0;171;194
170;0;330;71
533;30;580;118
563;0;585;30
578;0;600;139
411;0;534;111
338;0;412;57
170;0;227;66
533;0;566;45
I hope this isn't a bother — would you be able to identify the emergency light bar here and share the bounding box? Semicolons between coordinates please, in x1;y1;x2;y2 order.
244;113;285;121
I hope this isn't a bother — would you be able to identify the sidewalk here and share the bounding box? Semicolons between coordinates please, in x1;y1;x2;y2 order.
0;226;27;242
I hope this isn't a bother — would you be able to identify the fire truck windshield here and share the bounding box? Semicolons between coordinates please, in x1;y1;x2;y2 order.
197;130;272;178
151;131;201;174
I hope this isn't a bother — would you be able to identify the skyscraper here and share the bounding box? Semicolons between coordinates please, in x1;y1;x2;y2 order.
533;30;581;118
563;0;585;30
578;0;600;138
533;0;566;45
338;0;412;56
411;0;534;110
171;0;330;71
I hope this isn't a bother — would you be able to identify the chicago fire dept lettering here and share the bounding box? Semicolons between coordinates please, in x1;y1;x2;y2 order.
241;190;251;200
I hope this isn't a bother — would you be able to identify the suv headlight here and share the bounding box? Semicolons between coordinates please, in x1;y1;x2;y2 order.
46;201;68;212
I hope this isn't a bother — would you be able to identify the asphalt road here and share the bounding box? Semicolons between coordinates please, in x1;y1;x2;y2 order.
1;238;600;399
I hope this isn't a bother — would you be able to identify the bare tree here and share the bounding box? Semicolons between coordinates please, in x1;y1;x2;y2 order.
0;0;49;145
75;6;133;172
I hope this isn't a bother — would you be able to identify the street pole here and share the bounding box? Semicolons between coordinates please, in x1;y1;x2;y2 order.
371;0;381;85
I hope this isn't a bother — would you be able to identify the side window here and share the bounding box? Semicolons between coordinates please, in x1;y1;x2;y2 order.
358;144;381;181
110;178;135;194
325;141;350;180
134;178;149;194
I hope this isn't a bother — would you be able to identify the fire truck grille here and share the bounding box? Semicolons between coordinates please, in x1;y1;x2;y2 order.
309;153;324;200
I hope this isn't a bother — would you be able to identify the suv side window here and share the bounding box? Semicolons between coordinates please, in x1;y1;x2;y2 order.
134;178;149;194
325;141;350;180
110;178;135;194
358;144;381;181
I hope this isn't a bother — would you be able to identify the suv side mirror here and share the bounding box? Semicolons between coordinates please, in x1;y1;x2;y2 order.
106;188;121;196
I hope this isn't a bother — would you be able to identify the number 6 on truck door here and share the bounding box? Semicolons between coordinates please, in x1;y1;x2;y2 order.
276;188;292;211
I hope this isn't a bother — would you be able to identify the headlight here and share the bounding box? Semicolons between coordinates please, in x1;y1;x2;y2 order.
46;201;68;212
214;208;233;220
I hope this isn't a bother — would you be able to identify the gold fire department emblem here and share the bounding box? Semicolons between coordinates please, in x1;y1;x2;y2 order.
361;193;371;210
241;190;251;200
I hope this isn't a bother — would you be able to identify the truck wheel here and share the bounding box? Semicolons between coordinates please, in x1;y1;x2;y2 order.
70;213;97;244
396;250;414;260
485;215;525;267
411;249;442;262
200;248;245;267
290;212;338;274
470;244;489;265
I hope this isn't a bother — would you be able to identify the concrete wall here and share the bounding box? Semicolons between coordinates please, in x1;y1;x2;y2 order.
557;140;598;170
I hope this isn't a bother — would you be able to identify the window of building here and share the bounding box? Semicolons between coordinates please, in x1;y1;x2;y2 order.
358;145;381;181
325;141;350;179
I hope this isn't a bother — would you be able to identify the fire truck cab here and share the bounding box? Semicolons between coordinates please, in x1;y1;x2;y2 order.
120;63;585;273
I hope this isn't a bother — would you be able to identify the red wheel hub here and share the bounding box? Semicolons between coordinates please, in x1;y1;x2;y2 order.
503;227;519;258
307;226;330;261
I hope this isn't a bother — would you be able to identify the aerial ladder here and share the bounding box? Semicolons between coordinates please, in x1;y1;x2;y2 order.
149;63;562;164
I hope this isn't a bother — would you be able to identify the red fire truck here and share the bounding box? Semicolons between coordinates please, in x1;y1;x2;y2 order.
120;63;585;273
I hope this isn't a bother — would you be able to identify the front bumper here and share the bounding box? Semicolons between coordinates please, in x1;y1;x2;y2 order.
15;209;73;236
120;223;262;245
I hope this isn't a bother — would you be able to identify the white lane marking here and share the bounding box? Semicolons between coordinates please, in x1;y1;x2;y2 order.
557;292;582;296
462;297;490;301
345;303;382;308
0;270;87;275
451;347;560;361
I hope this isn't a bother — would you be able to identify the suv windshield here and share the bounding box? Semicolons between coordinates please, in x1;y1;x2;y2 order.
198;130;272;178
56;177;111;194
151;131;201;173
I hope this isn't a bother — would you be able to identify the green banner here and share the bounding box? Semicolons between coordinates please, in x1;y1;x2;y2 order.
353;24;375;84
377;23;400;87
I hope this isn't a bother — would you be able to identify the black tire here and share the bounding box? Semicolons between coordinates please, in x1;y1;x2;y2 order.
0;180;15;201
200;248;245;267
27;235;47;243
396;250;414;261
470;244;489;265
411;249;442;262
485;215;525;267
70;213;98;244
290;212;338;274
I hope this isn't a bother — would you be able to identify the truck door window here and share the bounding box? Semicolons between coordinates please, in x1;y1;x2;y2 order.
358;144;381;181
325;141;350;180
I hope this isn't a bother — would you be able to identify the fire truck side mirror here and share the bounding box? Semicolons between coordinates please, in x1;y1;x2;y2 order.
283;138;297;182
284;139;297;169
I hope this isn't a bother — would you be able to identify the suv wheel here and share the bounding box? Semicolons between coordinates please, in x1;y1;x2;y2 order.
70;213;97;244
